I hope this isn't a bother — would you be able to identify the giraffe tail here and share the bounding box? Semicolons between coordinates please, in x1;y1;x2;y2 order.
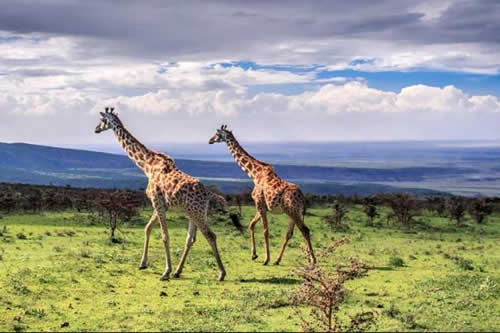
208;191;244;233
228;213;243;233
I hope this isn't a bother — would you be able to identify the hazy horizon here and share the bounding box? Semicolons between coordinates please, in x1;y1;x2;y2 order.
2;139;500;196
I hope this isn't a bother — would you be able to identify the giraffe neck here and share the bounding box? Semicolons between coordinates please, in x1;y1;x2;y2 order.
112;124;154;174
225;134;267;182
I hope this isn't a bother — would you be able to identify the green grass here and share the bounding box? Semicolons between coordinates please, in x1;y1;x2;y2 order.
0;206;499;331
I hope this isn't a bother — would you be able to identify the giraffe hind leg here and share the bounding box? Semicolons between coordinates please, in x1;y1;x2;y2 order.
173;220;197;278
273;219;295;265
260;211;270;265
139;210;158;270
248;213;260;260
150;196;172;281
295;213;316;265
194;216;226;281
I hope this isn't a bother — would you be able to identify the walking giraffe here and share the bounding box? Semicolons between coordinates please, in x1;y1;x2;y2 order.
209;125;316;265
94;107;227;281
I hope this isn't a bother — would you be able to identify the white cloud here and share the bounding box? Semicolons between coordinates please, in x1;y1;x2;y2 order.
0;23;500;143
102;80;499;115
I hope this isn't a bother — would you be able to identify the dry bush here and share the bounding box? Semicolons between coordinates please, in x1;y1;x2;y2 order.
290;238;376;332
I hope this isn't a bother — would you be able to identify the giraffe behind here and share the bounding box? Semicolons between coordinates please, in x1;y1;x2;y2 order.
209;125;316;265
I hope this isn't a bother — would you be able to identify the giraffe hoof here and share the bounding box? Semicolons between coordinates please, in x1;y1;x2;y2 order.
160;274;170;281
138;264;147;270
218;271;226;282
263;260;269;266
273;260;281;266
173;272;181;279
251;254;258;260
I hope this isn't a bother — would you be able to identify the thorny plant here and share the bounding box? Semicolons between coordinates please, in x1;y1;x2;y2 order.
290;238;376;332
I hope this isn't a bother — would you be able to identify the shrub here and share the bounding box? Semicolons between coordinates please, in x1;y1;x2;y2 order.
79;249;91;258
468;198;493;224
446;197;467;226
16;233;27;240
290;238;376;332
94;190;142;241
454;256;474;271
425;197;447;216
384;194;421;228
443;254;474;271
363;198;379;226
53;246;63;253
388;256;405;267
323;197;350;230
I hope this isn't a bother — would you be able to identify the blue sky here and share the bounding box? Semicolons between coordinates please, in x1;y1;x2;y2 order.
0;1;499;144
219;61;500;96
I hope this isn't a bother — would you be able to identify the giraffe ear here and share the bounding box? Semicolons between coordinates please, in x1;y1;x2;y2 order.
104;107;109;112
99;112;105;117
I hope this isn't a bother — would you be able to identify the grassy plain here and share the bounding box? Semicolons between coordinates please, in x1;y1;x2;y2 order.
0;206;499;331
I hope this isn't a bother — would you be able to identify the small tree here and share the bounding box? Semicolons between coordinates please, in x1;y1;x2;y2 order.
323;197;350;230
0;195;16;213
291;238;376;332
386;194;420;227
468;198;493;224
95;191;141;241
362;198;379;226
446;197;466;226
425;197;447;217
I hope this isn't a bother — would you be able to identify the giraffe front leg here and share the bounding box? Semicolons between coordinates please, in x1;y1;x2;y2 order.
260;211;270;265
173;220;197;278
151;197;172;281
139;210;158;270
248;213;260;260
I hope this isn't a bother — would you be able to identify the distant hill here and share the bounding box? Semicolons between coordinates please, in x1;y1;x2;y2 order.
0;142;134;169
0;142;452;196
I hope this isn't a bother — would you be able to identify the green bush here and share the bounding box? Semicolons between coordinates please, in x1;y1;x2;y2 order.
16;233;27;240
389;256;405;267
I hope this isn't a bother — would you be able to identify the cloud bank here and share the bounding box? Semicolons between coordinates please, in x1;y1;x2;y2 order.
0;1;499;144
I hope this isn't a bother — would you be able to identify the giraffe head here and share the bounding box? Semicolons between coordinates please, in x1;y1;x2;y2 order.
208;125;232;144
95;107;122;134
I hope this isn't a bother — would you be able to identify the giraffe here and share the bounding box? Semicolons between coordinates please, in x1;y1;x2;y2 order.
209;125;316;266
94;107;227;281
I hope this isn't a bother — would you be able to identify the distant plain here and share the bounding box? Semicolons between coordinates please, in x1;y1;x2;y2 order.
2;140;500;196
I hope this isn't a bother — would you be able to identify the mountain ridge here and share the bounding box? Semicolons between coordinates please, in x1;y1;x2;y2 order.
0;141;455;195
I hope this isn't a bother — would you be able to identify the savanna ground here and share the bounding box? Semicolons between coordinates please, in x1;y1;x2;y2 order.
0;205;499;332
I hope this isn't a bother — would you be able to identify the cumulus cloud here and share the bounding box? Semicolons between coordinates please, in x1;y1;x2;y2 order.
98;81;500;116
1;53;499;144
